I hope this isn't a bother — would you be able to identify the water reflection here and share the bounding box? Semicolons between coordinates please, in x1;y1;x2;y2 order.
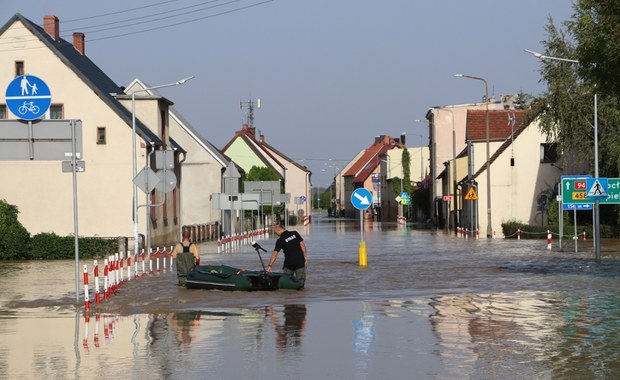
270;304;307;355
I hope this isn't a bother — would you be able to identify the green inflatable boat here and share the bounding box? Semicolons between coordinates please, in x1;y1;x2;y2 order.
185;264;303;291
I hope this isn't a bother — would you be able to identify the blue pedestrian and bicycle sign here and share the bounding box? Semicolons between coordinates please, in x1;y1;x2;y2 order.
5;75;51;120
351;188;372;210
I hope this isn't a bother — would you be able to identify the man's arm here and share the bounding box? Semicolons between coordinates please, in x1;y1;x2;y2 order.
267;251;279;272
300;241;307;265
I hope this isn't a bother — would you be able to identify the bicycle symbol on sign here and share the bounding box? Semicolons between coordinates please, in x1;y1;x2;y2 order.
18;101;40;115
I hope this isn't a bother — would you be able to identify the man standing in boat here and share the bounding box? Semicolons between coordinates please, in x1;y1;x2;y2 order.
171;227;201;286
267;224;307;288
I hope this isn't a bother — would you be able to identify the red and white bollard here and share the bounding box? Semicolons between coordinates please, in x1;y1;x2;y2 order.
93;260;100;304
517;229;521;240
127;250;132;280
170;245;174;269
119;251;124;285
493;231;496;239
465;228;469;239
103;258;109;300
141;249;146;276
475;228;479;239
156;246;161;272
149;248;154;274
83;264;90;312
162;246;168;271
583;231;587;240
547;230;552;250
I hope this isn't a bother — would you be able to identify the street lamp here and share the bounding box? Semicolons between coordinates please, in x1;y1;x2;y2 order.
131;76;194;260
525;49;601;261
454;73;492;238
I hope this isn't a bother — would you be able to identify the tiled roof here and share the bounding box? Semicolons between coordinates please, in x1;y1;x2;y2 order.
466;109;529;142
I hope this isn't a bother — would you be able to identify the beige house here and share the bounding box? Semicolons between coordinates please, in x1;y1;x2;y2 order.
0;14;222;247
437;109;561;237
426;96;517;226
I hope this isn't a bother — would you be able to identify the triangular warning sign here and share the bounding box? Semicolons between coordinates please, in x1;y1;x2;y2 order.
464;187;478;200
587;179;607;197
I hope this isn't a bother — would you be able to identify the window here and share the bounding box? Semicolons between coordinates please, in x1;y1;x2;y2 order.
15;61;24;77
0;105;6;119
96;127;106;144
540;143;558;163
49;104;63;119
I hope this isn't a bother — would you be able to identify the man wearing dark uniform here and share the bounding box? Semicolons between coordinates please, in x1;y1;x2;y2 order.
267;224;307;288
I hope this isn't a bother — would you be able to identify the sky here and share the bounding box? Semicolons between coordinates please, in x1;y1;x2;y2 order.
1;0;575;186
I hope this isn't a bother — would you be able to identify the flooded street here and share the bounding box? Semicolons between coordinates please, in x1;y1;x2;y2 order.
2;217;620;379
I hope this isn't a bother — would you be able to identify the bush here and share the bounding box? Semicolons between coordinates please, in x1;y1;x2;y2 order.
0;199;31;260
30;232;117;260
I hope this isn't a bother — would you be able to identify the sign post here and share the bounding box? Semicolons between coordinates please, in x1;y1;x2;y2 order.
351;188;372;267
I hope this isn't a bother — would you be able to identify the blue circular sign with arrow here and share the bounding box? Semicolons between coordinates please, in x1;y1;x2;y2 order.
351;188;372;210
5;75;51;120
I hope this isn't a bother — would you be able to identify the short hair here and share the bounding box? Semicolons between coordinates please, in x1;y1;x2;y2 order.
182;227;191;239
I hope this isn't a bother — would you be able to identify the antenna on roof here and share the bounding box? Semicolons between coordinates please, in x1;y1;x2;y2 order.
240;97;261;129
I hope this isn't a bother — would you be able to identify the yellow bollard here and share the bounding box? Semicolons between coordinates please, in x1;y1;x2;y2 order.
358;241;367;267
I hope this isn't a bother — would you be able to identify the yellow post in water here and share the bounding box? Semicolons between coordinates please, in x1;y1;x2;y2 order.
358;241;367;267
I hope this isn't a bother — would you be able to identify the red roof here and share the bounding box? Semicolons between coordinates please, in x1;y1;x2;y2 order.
343;135;401;184
465;109;529;142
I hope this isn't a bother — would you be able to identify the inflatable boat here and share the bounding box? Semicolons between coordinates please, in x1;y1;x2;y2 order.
184;264;303;291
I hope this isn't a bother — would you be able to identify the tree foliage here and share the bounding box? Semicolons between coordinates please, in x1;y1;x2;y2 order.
0;199;31;260
535;4;620;223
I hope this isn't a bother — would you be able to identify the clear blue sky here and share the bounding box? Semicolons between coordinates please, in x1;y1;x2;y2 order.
2;0;574;186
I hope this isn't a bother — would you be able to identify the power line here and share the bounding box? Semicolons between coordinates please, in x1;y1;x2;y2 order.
62;0;181;23
85;0;274;42
62;0;226;33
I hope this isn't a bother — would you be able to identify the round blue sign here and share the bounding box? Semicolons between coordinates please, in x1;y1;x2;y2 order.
5;75;51;120
351;188;373;210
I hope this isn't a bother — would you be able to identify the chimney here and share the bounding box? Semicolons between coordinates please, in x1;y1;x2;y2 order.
259;134;265;143
43;15;59;41
400;133;406;146
73;32;85;55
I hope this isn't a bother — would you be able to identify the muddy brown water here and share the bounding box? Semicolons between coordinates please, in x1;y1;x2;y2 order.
2;218;620;379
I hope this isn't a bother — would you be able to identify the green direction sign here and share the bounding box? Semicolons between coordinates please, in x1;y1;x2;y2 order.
562;177;620;205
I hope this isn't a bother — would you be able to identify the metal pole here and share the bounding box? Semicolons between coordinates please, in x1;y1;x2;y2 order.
594;94;601;261
130;76;194;260
71;120;80;303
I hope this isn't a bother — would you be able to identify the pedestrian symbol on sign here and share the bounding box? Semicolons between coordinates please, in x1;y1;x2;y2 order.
586;178;608;199
5;75;51;121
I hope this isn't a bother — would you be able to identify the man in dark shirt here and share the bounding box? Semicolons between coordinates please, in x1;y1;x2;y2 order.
267;224;307;288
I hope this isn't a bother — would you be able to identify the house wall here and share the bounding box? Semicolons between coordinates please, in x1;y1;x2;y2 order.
0;20;142;239
472;120;561;237
168;115;224;226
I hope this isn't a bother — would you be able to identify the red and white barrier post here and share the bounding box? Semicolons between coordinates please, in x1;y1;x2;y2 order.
517;228;521;240
103;258;109;300
127;250;132;280
83;264;90;312
141;249;146;276
93;260;100;304
547;230;552;250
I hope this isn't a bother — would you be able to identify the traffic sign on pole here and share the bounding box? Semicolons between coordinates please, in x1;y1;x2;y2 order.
5;75;52;120
351;188;372;210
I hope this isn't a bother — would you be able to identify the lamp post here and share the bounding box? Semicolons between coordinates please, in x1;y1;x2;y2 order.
454;73;491;238
131;76;194;260
525;49;600;261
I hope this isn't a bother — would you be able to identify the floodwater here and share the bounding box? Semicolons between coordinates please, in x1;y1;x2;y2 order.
2;217;620;379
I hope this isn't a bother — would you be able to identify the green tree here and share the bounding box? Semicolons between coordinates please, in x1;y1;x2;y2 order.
535;9;620;223
401;147;413;195
0;199;31;260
